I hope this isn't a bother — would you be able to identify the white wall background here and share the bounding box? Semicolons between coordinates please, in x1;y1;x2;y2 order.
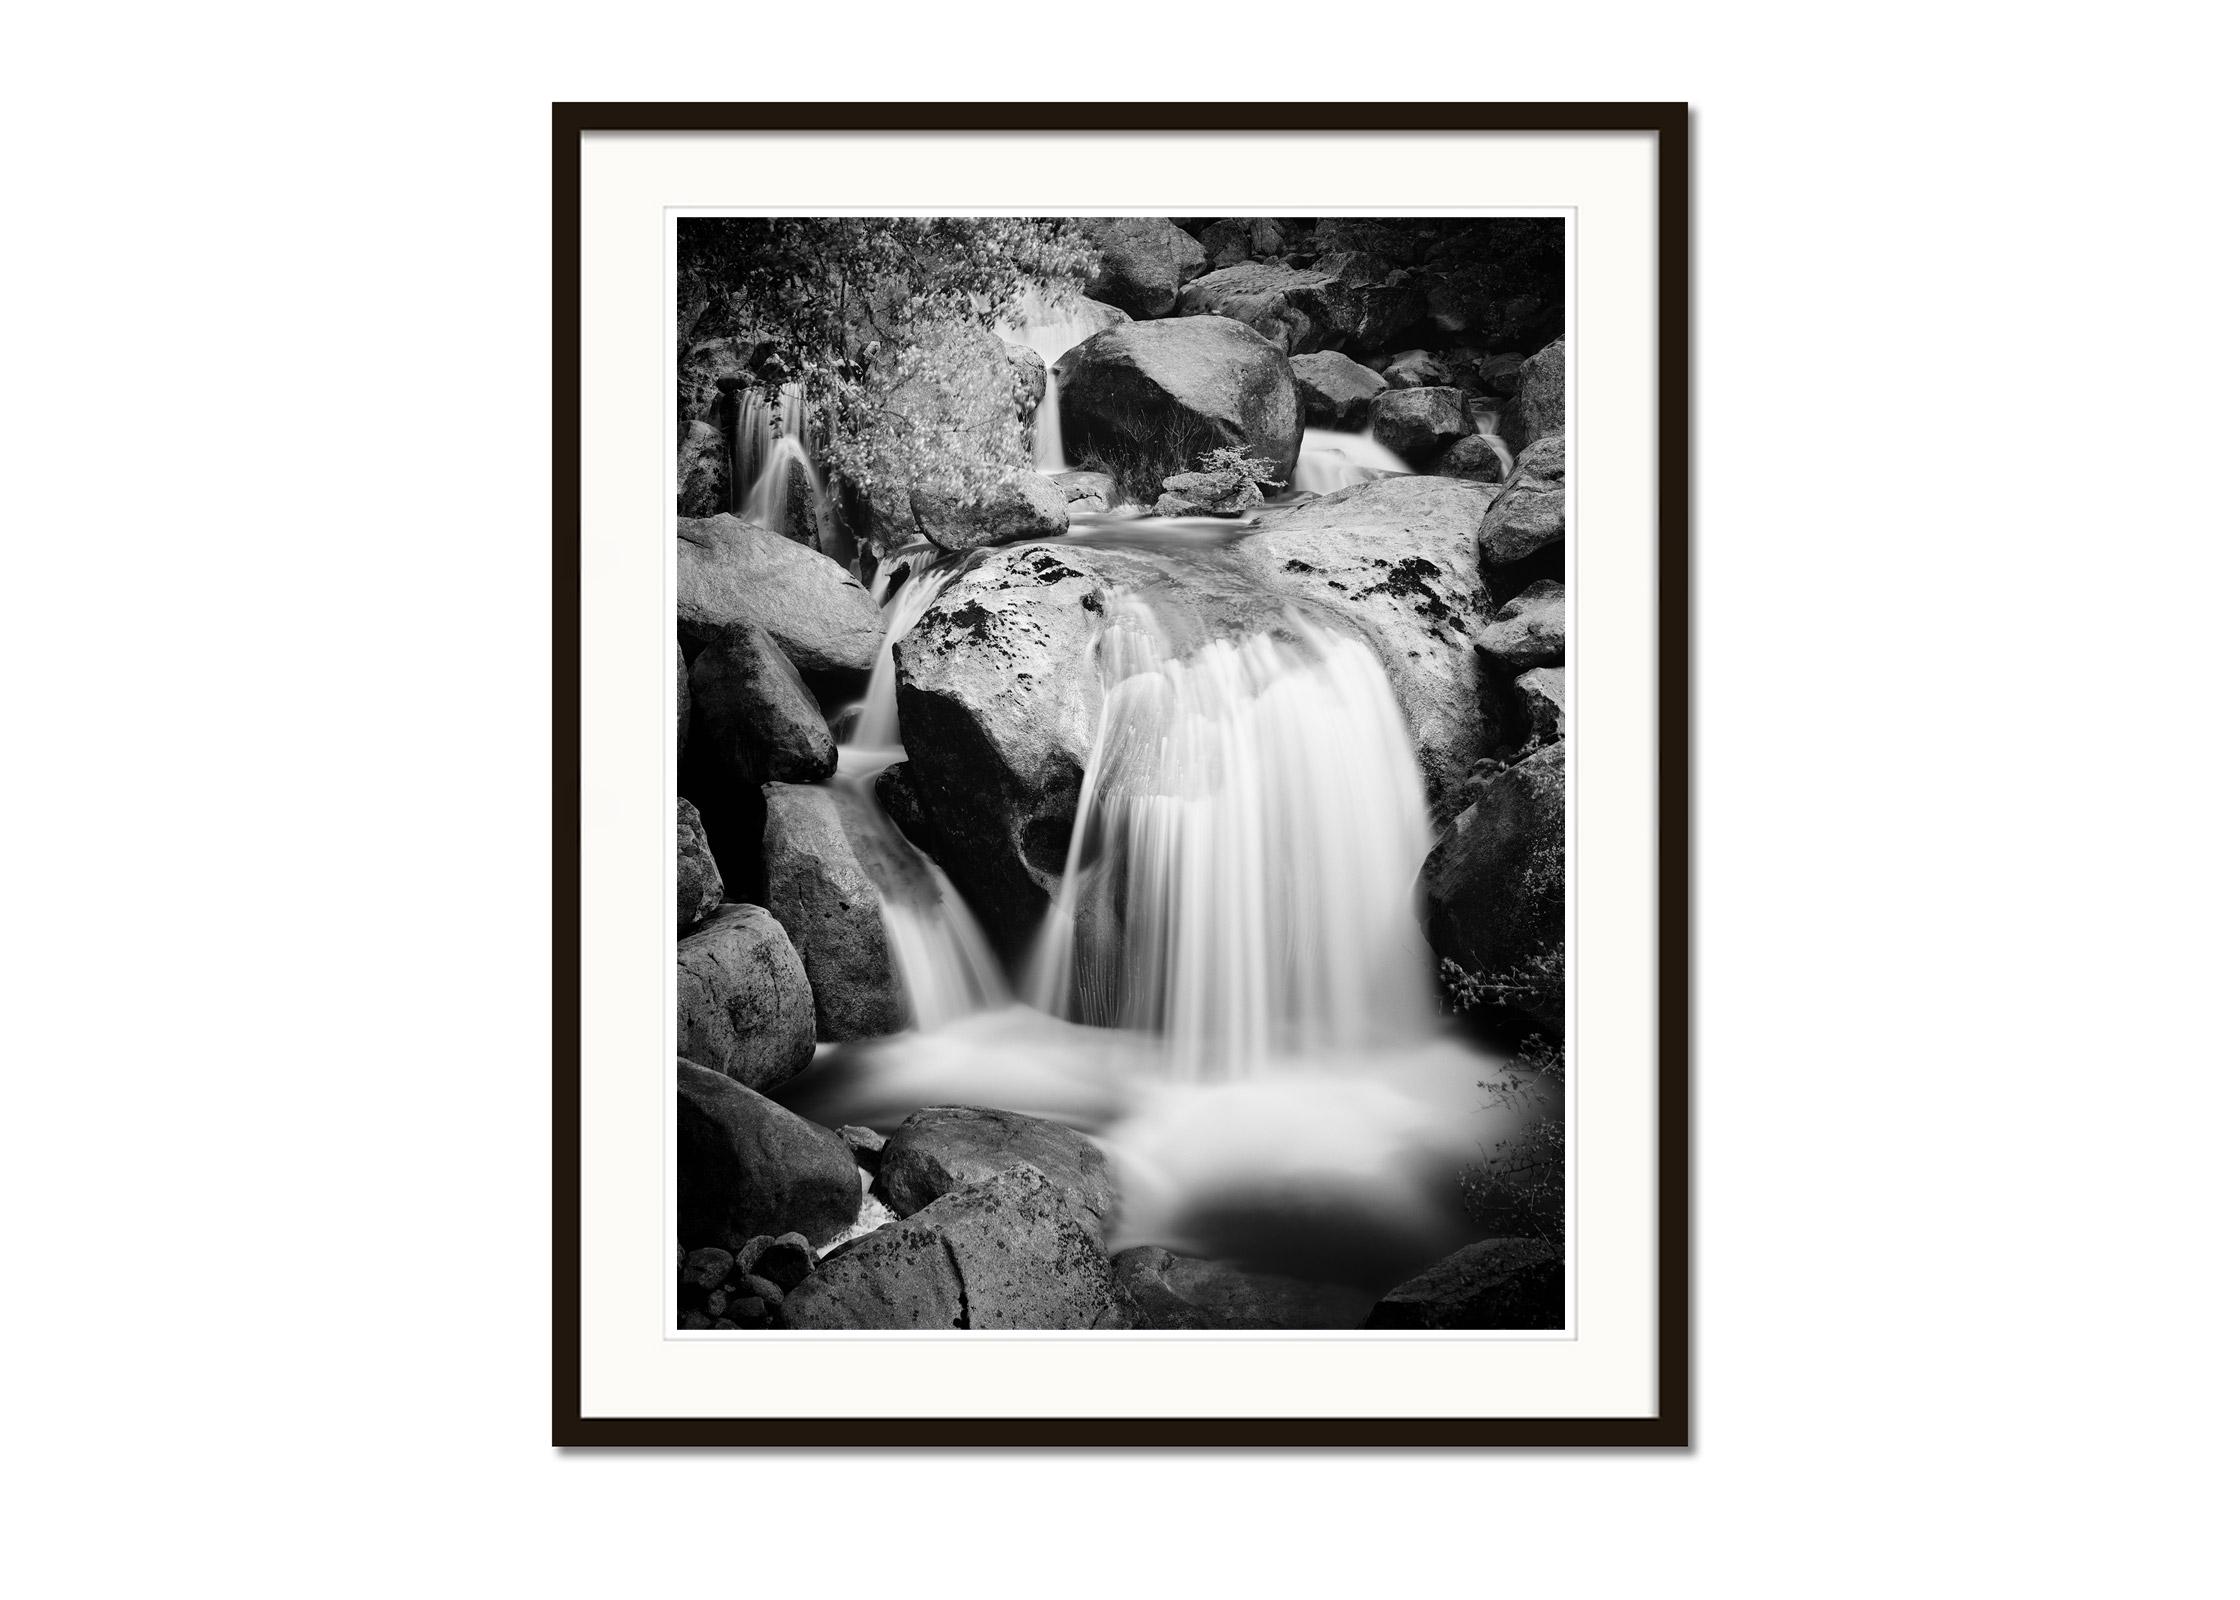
3;6;2233;1594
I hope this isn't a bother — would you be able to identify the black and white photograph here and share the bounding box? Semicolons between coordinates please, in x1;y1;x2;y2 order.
671;213;1572;1333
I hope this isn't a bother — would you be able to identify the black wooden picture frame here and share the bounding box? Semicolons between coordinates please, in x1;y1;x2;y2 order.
553;101;1690;1447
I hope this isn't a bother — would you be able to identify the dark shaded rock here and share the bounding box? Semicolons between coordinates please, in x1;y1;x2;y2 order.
677;514;882;674
910;470;1068;553
760;783;906;1039
784;1166;1134;1331
1473;579;1565;674
1079;216;1205;318
1382;349;1452;389
1055;316;1303;501
746;1234;815;1293
677;903;816;1091
1478;351;1525;398
1111;1246;1378;1330
839;1125;887;1173
1477;434;1565;602
678;419;727;518
677;1061;861;1251
876;1106;1119;1226
1174;261;1351;355
1051;469;1120;513
1363;1237;1563;1330
1435;433;1509;483
679;1246;733;1293
1240;476;1502;822
677;798;725;930
1516;339;1564;448
1288;349;1387;430
1370;385;1475;465
676;641;690;757
1152;466;1263;517
872;759;939;859
686;621;837;786
1416;742;1565;1033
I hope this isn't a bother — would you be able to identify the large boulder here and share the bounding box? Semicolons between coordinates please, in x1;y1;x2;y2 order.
910;469;1069;553
676;1061;861;1251
784;1165;1134;1330
760;783;907;1039
1239;476;1503;821
1055;316;1303;501
1288;350;1386;430
1111;1246;1378;1330
676;798;725;930
676;903;816;1090
893;540;1177;952
686;622;837;787
1363;1237;1563;1330
1475;580;1565;674
677;419;727;518
1079;216;1206;318
678;514;882;675
1152;466;1262;517
875;1106;1119;1227
1477;434;1565;602
1516;339;1565;447
1050;469;1119;514
1416;741;1565;1032
1370;386;1475;466
1174;262;1352;355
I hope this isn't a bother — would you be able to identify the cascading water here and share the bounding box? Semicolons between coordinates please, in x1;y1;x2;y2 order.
827;550;1008;1031
1471;406;1516;477
729;380;836;552
1027;593;1437;1080
1290;427;1413;495
998;294;1111;471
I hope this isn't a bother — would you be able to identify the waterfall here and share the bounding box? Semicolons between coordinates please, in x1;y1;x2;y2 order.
1471;407;1516;477
832;551;1009;1029
999;294;1111;471
1290;428;1412;495
729;380;835;552
1028;594;1437;1079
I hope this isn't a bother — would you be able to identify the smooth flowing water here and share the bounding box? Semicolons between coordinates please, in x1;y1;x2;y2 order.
1026;592;1437;1079
1290;427;1412;494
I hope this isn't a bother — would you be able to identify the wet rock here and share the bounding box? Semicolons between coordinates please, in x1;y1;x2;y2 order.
1416;742;1565;1034
1055;315;1303;501
1174;261;1352;355
1435;433;1509;483
1152;466;1263;517
1381;349;1453;389
838;1125;887;1174
1080;216;1206;318
1516;339;1565;448
892;540;1168;951
678;419;727;518
911;469;1069;553
1111;1246;1379;1330
1364;1237;1563;1330
676;903;816;1091
785;1166;1134;1331
686;621;837;786
1241;476;1502;822
876;1106;1120;1227
676;1061;862;1251
760;783;906;1040
1050;469;1120;513
1370;385;1475;466
1288;349;1387;430
1477;434;1565;602
1473;579;1565;674
676;798;725;930
677;513;882;674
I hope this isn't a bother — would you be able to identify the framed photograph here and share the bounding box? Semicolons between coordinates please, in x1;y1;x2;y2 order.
555;102;1689;1445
